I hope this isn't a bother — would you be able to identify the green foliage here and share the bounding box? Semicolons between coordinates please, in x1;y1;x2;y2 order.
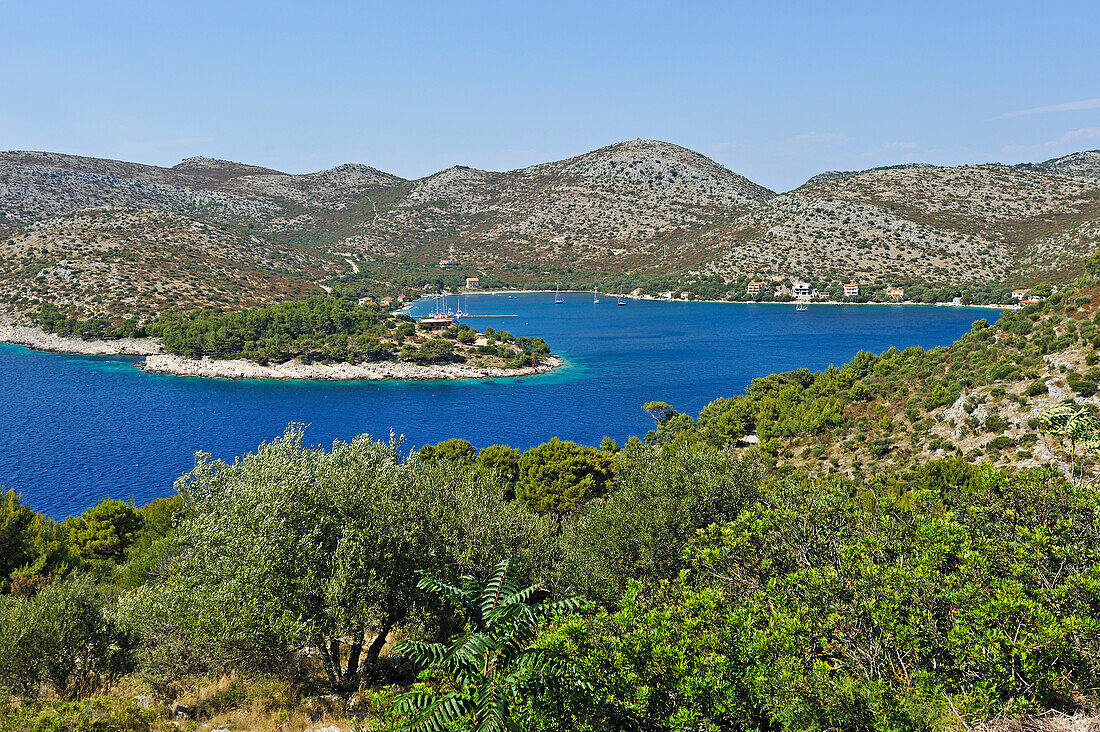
395;560;586;732
0;489;37;591
1085;250;1100;279
0;575;132;698
417;438;477;466
117;426;552;686
535;580;761;732
31;302;146;340
516;438;613;516
476;444;522;488
558;445;762;606
1040;403;1100;484
0;490;79;591
0;696;153;732
1026;378;1049;396
65;499;143;560
696;396;755;445
545;464;1100;731
641;401;676;424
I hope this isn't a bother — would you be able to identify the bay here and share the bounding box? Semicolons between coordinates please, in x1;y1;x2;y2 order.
0;292;1000;518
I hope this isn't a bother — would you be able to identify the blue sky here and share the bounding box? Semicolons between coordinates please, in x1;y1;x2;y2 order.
3;0;1098;191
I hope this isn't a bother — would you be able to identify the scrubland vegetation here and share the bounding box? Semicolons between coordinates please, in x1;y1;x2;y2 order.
3;263;1100;731
30;293;551;369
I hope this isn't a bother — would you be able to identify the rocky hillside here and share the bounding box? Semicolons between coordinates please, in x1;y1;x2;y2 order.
1017;149;1100;178
700;154;1100;287
2;143;1099;321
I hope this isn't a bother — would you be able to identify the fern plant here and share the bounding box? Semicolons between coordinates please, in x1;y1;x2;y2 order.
1040;403;1100;485
394;559;587;732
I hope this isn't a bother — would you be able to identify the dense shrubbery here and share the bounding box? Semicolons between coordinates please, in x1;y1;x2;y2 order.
30;294;554;368
146;295;408;363
6;428;1100;729
537;463;1100;731
5;275;1100;729
31;302;145;340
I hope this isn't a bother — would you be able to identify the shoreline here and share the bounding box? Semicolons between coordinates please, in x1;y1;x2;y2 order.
423;290;1013;310
139;353;564;381
0;322;163;356
0;322;563;382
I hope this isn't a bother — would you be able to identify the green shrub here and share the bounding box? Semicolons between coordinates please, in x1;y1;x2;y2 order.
1026;379;1048;396
1069;379;1098;397
0;575;132;697
0;696;153;732
516;438;613;516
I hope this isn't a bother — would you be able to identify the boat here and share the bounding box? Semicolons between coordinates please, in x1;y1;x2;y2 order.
796;302;808;311
554;285;564;304
617;287;627;306
593;286;599;305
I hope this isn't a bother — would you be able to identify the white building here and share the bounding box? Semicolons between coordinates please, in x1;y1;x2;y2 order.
747;281;766;295
1012;289;1030;300
843;283;859;297
793;282;814;300
887;288;905;300
465;277;480;289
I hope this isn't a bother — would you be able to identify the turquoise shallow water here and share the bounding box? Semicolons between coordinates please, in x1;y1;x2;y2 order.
0;293;1000;518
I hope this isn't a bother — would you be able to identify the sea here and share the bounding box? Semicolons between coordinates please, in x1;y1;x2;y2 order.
0;292;1001;518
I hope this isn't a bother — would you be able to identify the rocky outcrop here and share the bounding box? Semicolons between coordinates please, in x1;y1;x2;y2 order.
139;354;563;381
0;323;162;355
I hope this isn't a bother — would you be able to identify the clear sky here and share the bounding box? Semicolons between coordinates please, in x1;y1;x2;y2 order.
3;0;1098;191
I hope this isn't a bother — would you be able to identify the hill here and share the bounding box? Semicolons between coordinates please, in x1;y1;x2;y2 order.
699;159;1100;288
650;263;1100;484
2;142;1100;322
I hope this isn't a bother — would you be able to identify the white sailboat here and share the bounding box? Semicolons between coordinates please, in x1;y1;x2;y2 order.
617;287;627;306
593;286;599;304
554;285;564;304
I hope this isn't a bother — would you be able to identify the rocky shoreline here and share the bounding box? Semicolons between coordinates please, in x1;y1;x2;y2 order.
0;323;163;356
1;323;563;381
139;353;564;381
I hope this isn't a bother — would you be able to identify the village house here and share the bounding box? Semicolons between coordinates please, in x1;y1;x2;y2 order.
747;281;766;295
631;288;644;297
793;282;814;300
680;291;691;300
465;277;480;289
843;283;859;297
1012;289;1031;300
888;288;905;300
418;317;454;331
439;259;456;266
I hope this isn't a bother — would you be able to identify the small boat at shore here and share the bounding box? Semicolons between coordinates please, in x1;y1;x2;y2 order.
617;288;627;306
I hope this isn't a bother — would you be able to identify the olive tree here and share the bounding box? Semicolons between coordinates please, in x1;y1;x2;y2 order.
118;426;553;688
0;575;131;697
557;444;763;605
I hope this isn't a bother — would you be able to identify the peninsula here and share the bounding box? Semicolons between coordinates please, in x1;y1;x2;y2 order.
2;295;559;381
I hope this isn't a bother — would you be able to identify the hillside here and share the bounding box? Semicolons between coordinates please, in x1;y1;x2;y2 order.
700;156;1100;287
2;143;1100;322
653;264;1100;484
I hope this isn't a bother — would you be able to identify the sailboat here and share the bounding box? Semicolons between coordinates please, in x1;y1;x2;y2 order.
554;285;564;304
593;286;599;305
617;287;627;306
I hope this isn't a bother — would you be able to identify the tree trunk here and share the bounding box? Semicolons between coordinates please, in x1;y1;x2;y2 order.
366;619;397;666
317;638;338;687
345;626;365;678
329;638;343;681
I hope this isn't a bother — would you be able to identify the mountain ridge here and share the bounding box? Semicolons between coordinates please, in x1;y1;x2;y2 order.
1;142;1098;321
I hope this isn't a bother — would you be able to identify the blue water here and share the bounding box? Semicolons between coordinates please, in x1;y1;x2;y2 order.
0;293;999;518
